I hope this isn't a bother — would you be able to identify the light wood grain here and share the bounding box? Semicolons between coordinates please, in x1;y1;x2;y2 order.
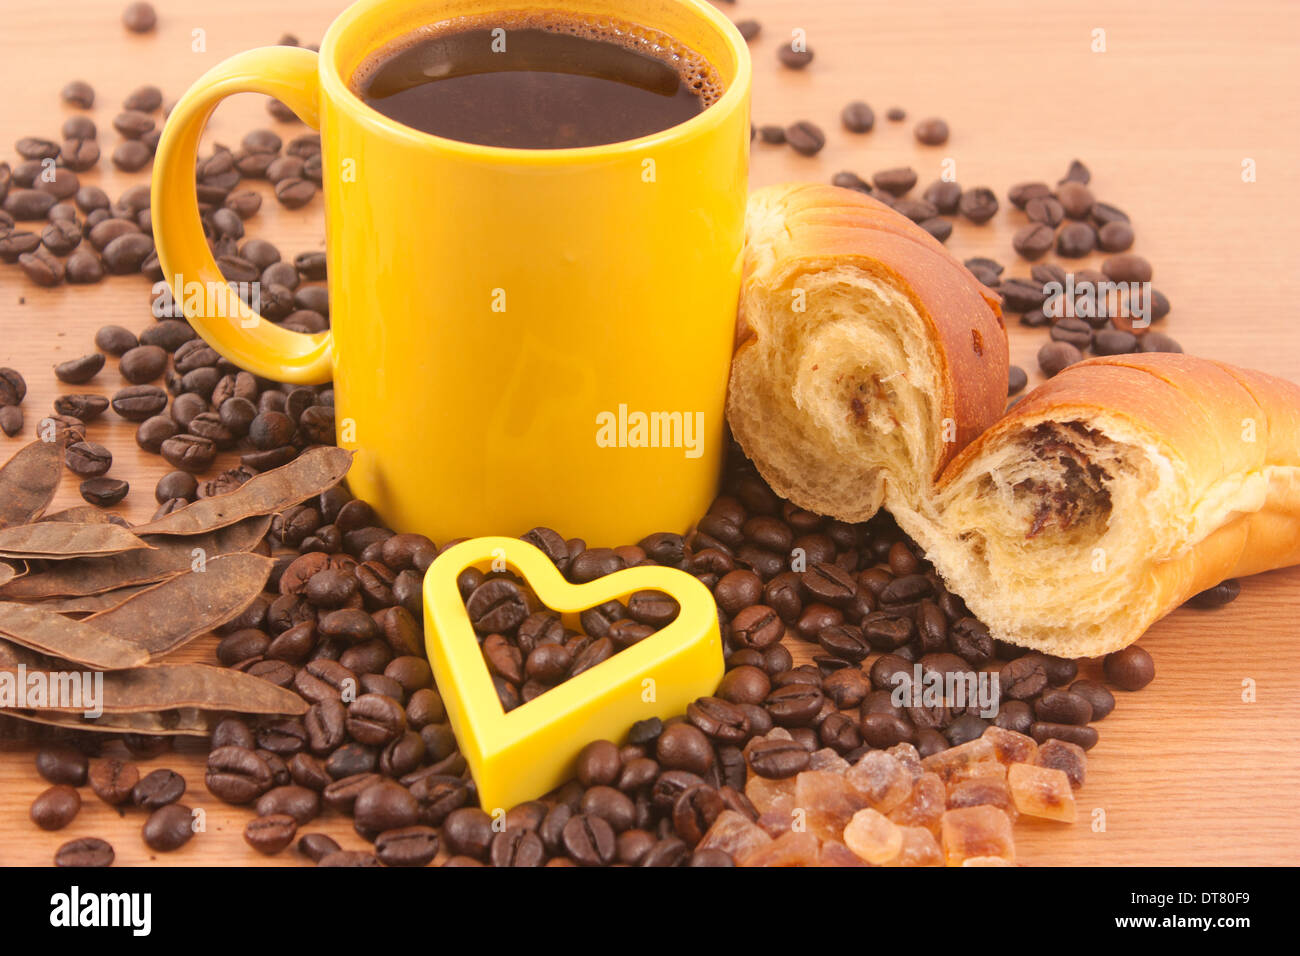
1;0;1298;866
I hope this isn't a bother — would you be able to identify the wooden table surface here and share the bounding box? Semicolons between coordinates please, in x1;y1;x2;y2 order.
1;0;1297;866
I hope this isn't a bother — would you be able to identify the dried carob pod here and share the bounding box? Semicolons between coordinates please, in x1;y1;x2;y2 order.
132;446;353;537
0;662;307;715
0;603;150;669
0;515;271;599
86;552;272;659
0;439;63;527
0;521;150;559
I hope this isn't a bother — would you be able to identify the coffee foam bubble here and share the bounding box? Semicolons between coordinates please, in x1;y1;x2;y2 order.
352;8;724;108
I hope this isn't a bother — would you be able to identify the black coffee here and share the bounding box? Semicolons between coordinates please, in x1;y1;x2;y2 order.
355;16;719;149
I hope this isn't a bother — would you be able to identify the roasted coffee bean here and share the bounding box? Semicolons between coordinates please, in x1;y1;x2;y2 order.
1056;221;1096;258
1034;688;1093;725
913;117;949;145
989;277;1041;313
111;384;168;422
80;477;129;506
372;825;439;867
296;833;341;863
94;324;137;356
275;178;316;208
1025;195;1065;226
211;717;256;749
464;578;528;633
142;804;195;852
763;683;824;727
671;784;724;844
993;700;1033;735
1103;645;1155;690
64;440;112;477
122;2;157;32
256;785;321;825
1097;220;1135;252
1030;722;1099;750
1186;579;1241;608
205;746;273;804
872;167;917;196
1013;223;1054;260
318;850;381;867
86;758;138;807
54;837;115;868
35;745;89;786
785;121;826;156
0;231;40;262
62;79;96;108
102;231;154;272
746;737;810;779
958;187;998;224
19;249;65;286
55;393;108;421
346;693;407;746
245;814;298;855
859;611;913;650
140;319;196;352
949;617;994;665
43;217;84;256
803;562;857;606
32;786;82;831
1038;341;1083;378
1008;365;1028;396
136;415;179;454
1069;679;1115;721
656;723;714;774
841;100;874;133
110;138;152;171
686;697;750;744
1000;655;1048;700
0;405;20;437
160;433;216;472
919;217;952;242
817;623;871;663
1138;331;1182;353
858;712;914;748
487;826;545;867
777;41;814;69
113;110;155;140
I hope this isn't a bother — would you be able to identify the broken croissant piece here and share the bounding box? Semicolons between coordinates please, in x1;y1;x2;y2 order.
894;353;1300;656
728;183;1007;521
727;183;1300;654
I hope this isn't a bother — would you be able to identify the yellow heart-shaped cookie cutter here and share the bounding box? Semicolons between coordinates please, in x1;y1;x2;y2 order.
423;537;724;814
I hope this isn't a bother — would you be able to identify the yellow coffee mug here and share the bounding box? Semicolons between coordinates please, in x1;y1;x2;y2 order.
152;0;751;546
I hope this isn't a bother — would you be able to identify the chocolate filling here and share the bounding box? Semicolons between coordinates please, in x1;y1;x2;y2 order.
1017;422;1112;539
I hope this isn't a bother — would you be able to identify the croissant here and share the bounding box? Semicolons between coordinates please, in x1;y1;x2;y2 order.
728;183;1300;655
897;353;1300;655
728;183;1007;521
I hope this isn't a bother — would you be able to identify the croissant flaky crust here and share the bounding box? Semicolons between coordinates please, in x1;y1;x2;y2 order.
727;183;1300;655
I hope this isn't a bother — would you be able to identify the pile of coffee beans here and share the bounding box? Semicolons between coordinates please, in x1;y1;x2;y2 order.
460;542;681;712
155;445;1178;866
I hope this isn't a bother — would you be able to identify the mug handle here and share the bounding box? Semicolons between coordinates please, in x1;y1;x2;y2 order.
151;47;333;384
